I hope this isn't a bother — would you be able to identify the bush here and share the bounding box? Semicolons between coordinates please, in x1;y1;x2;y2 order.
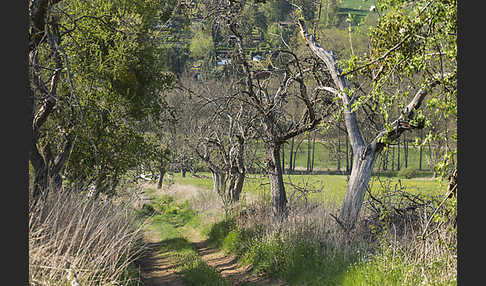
398;167;418;179
139;203;156;217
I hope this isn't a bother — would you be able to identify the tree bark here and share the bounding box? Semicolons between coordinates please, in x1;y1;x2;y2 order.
339;145;380;230
157;167;166;189
211;169;226;200
228;138;246;203
29;6;65;199
345;134;349;173
265;142;287;218
228;167;245;202
31;143;48;199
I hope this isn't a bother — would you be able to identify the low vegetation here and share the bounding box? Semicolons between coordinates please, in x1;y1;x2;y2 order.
28;189;145;286
206;192;456;285
170;171;442;205
149;170;456;285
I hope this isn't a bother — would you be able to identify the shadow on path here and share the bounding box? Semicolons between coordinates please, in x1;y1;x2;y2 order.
138;233;187;286
187;228;286;286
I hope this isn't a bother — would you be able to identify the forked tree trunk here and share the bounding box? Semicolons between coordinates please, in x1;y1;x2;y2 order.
339;145;380;230
298;19;439;231
265;143;287;217
228;140;246;203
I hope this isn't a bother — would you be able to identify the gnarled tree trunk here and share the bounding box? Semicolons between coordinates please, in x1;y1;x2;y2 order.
339;144;381;230
299;19;440;231
265;142;287;218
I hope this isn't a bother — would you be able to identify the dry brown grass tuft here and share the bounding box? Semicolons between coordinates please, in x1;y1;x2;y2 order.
29;189;147;286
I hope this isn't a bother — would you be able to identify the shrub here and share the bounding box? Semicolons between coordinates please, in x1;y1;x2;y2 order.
139;203;156;217
398;167;418;179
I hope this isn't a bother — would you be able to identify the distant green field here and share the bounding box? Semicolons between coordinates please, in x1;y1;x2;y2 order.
170;171;443;206
253;139;433;173
339;0;377;11
337;0;378;24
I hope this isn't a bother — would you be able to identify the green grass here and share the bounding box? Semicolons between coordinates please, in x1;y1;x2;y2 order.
173;173;214;190
170;171;443;206
204;217;356;285
203;215;455;286
339;0;377;10
258;139;434;173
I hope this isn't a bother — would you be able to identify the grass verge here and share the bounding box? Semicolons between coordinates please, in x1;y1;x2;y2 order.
203;198;456;286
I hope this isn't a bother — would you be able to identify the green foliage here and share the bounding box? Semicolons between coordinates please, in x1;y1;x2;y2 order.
189;26;215;59
39;0;179;195
261;0;292;23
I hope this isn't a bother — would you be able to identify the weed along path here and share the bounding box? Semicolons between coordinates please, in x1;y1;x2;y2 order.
138;182;286;286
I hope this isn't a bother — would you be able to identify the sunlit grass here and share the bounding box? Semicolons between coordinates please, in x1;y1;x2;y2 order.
169;171;443;206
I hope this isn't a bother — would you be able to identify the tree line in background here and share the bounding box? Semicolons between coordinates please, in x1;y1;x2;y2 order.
28;0;456;231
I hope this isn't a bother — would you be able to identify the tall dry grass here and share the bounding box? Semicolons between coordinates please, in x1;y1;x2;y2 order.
29;188;147;286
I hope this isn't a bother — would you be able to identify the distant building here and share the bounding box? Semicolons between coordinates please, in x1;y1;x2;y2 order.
252;55;262;61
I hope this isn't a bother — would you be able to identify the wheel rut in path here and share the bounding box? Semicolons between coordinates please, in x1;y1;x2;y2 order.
138;230;186;286
184;226;286;286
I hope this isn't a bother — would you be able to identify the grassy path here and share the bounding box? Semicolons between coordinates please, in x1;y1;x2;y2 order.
183;225;285;286
138;183;285;286
139;228;186;286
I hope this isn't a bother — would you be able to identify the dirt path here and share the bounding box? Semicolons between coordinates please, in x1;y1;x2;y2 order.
138;182;286;286
139;230;186;286
184;226;286;286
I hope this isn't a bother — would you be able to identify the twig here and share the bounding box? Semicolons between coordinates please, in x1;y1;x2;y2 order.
329;212;347;231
